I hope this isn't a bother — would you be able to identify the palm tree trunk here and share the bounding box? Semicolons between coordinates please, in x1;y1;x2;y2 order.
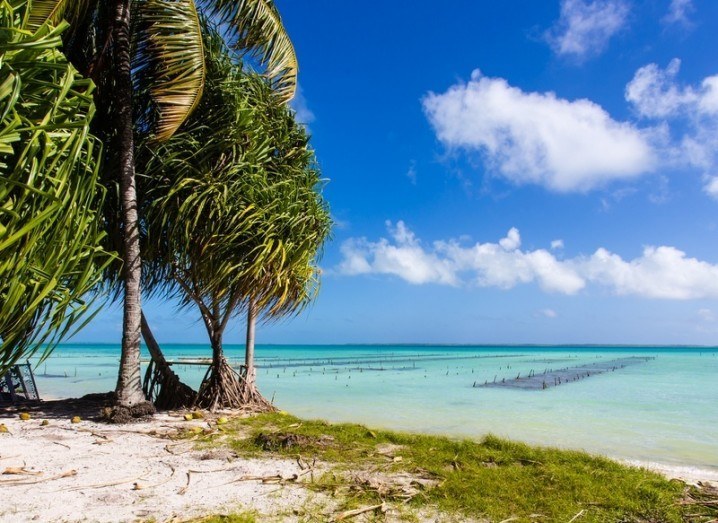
111;0;154;420
235;297;274;412
141;312;196;409
244;297;257;386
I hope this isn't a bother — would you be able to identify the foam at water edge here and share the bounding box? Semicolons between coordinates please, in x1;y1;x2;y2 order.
623;459;718;485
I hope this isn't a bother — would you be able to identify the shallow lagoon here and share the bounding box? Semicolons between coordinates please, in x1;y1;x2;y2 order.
32;344;718;474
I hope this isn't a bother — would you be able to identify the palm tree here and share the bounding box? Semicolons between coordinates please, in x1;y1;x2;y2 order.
0;0;111;374
138;28;330;411
27;0;298;418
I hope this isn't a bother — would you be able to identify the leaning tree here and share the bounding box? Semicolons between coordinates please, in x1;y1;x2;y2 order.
26;0;298;417
0;1;111;374
138;28;330;411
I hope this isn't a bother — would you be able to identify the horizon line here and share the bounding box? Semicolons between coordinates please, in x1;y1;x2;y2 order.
55;342;718;349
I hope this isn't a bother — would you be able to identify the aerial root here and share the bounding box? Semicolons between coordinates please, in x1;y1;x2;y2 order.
193;357;275;412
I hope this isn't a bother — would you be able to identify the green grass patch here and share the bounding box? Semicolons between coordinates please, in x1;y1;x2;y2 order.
195;412;714;522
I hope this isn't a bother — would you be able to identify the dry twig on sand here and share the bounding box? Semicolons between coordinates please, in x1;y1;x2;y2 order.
0;470;77;486
332;502;387;521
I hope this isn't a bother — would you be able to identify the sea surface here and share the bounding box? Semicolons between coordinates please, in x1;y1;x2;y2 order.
28;344;718;475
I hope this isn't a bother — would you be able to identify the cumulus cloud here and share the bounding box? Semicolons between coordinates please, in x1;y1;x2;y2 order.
551;239;565;250
626;59;718;196
338;222;718;300
338;221;457;286
579;245;718;299
499;227;521;250
437;230;586;294
422;70;655;192
663;0;694;26
626;59;718;119
545;0;629;60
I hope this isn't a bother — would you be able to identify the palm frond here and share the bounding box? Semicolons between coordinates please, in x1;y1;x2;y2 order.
136;24;328;332
26;0;93;31
135;0;205;142
208;0;297;102
1;0;113;373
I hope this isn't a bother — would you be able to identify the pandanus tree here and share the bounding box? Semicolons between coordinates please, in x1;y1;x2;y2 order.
138;28;330;411
0;1;111;374
26;0;298;417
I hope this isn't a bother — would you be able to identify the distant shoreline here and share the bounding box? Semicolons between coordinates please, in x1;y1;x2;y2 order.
51;342;718;349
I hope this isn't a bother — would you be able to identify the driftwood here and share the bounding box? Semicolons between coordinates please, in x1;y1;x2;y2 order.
64;467;152;491
3;467;41;476
132;462;176;490
332;503;387;521
211;472;300;489
0;470;76;486
178;471;192;495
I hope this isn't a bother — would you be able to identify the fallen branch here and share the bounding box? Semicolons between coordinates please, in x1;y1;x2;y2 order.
333;503;387;521
163;438;198;454
680;500;718;506
0;470;76;486
63;468;152;491
132;462;176;491
567;509;585;523
178;471;191;495
213;472;299;489
3;467;41;476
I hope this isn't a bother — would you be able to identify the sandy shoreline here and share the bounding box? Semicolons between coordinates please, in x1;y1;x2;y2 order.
38;395;718;485
31;394;718;487
1;396;716;522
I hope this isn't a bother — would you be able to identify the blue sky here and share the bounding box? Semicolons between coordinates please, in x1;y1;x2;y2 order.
78;0;718;346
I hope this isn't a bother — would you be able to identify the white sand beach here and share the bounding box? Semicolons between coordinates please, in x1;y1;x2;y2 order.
0;410;329;523
1;394;717;523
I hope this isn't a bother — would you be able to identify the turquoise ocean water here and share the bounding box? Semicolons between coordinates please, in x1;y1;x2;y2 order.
30;344;718;474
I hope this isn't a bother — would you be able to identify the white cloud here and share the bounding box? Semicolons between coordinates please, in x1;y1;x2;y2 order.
545;0;629;60
423;70;655;192
290;84;315;129
437;230;586;294
338;222;718;300
499;227;521;251
663;0;694;26
338;221;457;286
407;161;417;185
626;59;718;195
551;239;565;250
625;59;718;119
540;308;558;318
578;246;718;299
703;176;718;199
698;308;715;322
